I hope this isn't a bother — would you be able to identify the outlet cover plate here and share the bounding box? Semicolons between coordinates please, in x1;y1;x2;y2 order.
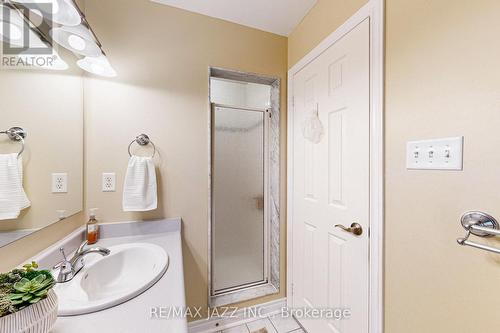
407;136;464;170
102;173;116;192
52;173;68;193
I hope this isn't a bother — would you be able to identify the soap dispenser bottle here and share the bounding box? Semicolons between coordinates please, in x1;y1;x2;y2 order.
86;208;99;245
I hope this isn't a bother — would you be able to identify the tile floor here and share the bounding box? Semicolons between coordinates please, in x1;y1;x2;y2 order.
218;314;305;333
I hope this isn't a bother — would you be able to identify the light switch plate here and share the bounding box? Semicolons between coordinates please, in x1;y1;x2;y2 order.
102;173;116;192
52;173;68;193
407;136;464;170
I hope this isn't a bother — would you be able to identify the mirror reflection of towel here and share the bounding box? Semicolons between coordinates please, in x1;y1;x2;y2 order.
0;154;31;220
122;156;157;212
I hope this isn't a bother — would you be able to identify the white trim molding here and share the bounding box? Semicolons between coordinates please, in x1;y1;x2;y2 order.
286;1;385;333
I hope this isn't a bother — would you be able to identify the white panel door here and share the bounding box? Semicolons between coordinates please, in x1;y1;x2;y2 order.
291;19;370;333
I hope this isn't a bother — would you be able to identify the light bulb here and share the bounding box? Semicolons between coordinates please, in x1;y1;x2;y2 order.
51;25;101;57
90;63;104;75
68;34;85;51
77;54;117;78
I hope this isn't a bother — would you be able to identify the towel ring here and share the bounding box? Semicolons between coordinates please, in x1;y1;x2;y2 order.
0;127;27;158
128;134;156;158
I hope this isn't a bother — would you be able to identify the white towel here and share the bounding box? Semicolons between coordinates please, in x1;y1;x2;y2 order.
0;154;31;220
122;156;157;212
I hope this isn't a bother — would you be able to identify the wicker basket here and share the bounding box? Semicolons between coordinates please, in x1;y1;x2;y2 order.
0;290;58;333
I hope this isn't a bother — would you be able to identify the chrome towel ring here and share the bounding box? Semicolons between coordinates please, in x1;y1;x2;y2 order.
128;134;156;158
457;211;500;255
0;127;27;158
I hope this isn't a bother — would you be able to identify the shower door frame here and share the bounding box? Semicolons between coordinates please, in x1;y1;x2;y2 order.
210;103;270;296
208;68;281;307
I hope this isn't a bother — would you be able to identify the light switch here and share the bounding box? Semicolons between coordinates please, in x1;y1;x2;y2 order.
407;137;463;170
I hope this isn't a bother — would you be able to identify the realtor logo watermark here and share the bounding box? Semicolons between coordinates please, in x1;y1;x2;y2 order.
149;306;352;321
1;2;60;69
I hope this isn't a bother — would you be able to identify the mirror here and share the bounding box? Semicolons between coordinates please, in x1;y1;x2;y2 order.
0;62;84;247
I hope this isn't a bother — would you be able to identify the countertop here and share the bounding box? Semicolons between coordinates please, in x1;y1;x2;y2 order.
32;218;188;333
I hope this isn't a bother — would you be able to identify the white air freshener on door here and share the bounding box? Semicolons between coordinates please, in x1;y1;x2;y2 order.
302;104;324;144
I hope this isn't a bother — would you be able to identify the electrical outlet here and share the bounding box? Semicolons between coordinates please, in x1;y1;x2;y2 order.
102;173;116;192
52;173;68;193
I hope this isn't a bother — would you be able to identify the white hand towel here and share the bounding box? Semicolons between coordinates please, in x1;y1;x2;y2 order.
122;156;157;212
0;154;31;220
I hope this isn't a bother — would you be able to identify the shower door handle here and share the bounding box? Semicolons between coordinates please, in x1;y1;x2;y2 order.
335;223;363;236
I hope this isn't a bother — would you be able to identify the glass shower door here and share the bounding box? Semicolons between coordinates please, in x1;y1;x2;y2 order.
212;105;267;293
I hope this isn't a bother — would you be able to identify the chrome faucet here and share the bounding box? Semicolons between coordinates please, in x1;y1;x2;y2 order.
53;240;110;283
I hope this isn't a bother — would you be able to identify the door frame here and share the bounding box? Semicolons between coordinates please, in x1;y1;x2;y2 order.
208;68;282;307
210;103;271;295
286;1;384;332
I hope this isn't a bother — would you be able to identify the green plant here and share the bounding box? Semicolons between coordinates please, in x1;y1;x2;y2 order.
8;274;55;310
21;261;39;273
22;269;52;281
0;270;24;295
0;296;14;318
0;262;55;318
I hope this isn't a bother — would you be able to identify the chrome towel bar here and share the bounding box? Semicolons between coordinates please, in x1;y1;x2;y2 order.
457;234;500;255
457;211;500;254
0;127;27;158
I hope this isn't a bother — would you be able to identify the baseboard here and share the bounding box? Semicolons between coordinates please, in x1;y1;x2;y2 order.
188;298;287;333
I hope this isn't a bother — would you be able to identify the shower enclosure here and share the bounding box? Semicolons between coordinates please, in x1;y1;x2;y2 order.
209;68;280;306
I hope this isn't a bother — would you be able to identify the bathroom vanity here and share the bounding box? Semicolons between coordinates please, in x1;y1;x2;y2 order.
30;218;188;333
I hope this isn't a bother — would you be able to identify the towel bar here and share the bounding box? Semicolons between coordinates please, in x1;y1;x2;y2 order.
128;134;156;158
0;127;27;158
457;211;500;254
457;234;500;255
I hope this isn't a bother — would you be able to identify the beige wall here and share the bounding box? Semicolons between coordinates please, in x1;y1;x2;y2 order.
290;0;500;332
385;0;500;331
288;0;367;67
83;0;287;317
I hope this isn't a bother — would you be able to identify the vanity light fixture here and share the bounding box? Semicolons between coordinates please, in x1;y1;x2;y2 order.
10;0;81;26
50;24;101;57
1;0;116;77
77;53;116;78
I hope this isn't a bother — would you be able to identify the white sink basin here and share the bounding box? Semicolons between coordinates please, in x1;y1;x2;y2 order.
54;243;169;316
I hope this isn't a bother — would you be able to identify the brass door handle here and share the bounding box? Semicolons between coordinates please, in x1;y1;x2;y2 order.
334;223;363;236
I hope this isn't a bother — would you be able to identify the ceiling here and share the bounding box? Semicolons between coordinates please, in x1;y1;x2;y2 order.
150;0;317;36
